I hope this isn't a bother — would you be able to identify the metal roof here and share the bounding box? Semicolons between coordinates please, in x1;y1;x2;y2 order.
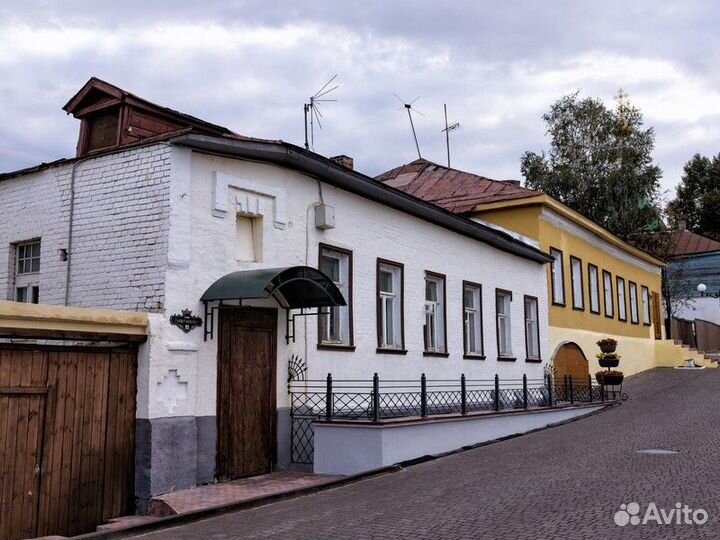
200;266;347;309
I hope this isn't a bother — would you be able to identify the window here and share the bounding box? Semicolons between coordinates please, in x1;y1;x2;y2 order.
588;264;600;314
570;256;584;310
602;270;614;318
549;248;565;305
641;286;651;326
377;259;404;351
235;215;262;262
463;282;484;357
496;289;513;359
629;281;639;324
318;245;353;348
15;286;39;304
617;276;627;321
524;296;541;361
424;272;447;354
16;240;41;274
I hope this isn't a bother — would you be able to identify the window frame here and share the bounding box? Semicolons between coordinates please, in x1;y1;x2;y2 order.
376;258;406;354
16;239;41;275
602;270;614;319
495;288;515;361
629;281;639;325
549;247;566;306
462;281;485;359
317;243;355;351
616;276;627;322
569;255;585;311
641;285;651;326
587;264;600;315
423;271;448;357
523;295;542;362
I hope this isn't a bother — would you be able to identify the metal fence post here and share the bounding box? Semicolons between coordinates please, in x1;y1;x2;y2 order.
588;374;593;402
461;374;467;415
420;373;427;418
547;373;554;407
372;372;380;422
522;373;528;409
325;373;333;421
601;380;606;402
494;374;500;411
569;376;574;404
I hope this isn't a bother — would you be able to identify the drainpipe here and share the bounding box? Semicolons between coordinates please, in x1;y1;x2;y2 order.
64;157;90;306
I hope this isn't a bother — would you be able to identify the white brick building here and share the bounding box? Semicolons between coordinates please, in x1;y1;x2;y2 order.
0;79;553;505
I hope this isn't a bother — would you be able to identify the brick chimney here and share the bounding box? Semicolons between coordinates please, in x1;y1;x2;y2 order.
330;155;354;170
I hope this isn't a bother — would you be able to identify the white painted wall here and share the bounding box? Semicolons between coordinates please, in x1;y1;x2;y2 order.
314;405;606;475
156;149;550;419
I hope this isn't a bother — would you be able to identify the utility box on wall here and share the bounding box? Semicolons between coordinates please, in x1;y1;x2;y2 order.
315;204;335;230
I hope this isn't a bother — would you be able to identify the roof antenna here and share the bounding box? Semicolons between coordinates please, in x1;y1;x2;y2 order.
394;93;424;159
304;75;339;151
441;103;461;168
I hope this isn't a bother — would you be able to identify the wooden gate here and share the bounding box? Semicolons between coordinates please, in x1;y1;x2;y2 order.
0;345;136;540
217;308;277;481
552;342;589;383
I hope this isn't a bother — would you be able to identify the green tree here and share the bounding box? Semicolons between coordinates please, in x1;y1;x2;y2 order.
521;90;663;239
667;153;720;240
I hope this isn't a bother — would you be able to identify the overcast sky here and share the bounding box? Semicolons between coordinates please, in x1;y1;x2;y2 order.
2;1;719;198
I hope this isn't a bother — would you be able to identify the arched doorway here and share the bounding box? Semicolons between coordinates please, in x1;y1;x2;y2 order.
552;342;589;382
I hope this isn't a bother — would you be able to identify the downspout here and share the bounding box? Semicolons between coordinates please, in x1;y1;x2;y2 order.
64;157;90;306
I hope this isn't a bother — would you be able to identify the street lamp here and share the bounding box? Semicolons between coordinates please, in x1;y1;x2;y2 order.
697;283;720;298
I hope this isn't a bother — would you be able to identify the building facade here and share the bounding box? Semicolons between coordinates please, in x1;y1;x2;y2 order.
0;80;553;506
379;159;708;378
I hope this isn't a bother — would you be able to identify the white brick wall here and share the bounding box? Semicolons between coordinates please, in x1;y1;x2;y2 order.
154;150;550;419
0;144;172;310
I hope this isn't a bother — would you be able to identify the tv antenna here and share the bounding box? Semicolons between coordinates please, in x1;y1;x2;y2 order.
304;75;339;151
394;93;424;159
441;103;460;168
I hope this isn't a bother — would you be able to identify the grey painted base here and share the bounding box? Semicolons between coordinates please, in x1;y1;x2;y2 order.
135;409;291;509
313;405;606;475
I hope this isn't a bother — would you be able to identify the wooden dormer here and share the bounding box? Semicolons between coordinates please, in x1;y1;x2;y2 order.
63;77;236;157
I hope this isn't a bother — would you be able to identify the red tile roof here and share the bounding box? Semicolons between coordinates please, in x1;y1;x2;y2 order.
668;229;720;256
376;159;540;213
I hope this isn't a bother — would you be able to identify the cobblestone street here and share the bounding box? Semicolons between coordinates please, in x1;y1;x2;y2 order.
130;368;720;540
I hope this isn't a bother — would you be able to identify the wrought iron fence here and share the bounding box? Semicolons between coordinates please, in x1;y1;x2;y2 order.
289;373;611;465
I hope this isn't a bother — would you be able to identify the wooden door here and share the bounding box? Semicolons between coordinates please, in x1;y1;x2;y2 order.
651;292;663;339
553;343;589;382
217;308;277;480
0;350;47;540
0;345;136;540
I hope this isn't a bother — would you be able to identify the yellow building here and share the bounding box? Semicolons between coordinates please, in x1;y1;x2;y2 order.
379;159;711;376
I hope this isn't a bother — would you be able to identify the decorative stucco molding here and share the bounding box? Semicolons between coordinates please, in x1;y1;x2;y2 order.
212;171;287;229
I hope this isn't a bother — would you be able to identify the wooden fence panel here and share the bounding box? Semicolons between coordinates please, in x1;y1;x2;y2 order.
695;319;720;353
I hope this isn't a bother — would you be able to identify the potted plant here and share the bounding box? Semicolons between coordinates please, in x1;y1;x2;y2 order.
595;369;624;386
596;338;618;353
596;352;620;368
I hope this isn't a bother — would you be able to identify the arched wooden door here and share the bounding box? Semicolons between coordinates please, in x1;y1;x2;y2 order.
552;342;589;383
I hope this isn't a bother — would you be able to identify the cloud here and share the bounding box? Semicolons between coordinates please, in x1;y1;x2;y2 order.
1;0;720;198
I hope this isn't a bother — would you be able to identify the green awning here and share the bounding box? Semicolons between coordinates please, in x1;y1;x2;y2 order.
200;266;347;309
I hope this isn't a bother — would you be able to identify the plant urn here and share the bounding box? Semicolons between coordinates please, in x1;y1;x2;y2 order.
596;373;624;386
598;356;620;368
599;343;617;353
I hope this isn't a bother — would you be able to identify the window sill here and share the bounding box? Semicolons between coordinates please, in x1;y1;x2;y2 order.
551;301;566;307
376;348;408;355
525;357;542;363
463;354;486;360
643;322;652;327
317;344;356;352
589;309;601;315
571;306;585;312
423;351;449;358
497;356;517;362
